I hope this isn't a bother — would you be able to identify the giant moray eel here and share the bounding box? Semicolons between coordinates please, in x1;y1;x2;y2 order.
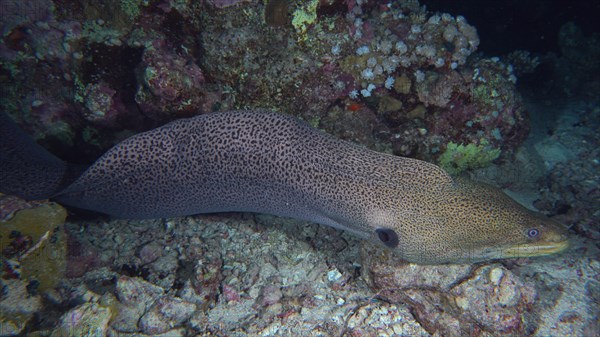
0;110;569;264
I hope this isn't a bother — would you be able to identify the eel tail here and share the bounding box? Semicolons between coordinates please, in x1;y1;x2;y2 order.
0;113;85;200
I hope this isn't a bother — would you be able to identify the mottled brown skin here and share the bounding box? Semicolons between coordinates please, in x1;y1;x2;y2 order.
49;110;569;264
375;177;570;263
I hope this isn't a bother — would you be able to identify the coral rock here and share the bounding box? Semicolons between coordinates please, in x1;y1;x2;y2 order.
139;296;197;334
135;47;219;121
0;279;43;335
116;276;164;311
361;243;538;336
51;302;111;337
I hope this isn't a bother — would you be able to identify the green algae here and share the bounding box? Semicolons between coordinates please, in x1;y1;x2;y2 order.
292;0;320;41
438;140;501;175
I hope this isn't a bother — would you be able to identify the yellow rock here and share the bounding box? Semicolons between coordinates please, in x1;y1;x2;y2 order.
393;74;412;94
1;202;67;291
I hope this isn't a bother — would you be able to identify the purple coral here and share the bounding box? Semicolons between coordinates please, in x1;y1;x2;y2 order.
82;82;128;127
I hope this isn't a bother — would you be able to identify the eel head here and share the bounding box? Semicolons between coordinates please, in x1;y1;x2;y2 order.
370;178;570;264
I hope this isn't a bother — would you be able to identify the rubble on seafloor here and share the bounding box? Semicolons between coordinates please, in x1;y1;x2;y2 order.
0;202;597;336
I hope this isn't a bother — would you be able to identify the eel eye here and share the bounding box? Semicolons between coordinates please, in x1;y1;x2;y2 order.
376;228;399;248
527;228;540;239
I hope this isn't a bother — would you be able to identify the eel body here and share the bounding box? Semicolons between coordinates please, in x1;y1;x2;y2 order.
0;110;569;264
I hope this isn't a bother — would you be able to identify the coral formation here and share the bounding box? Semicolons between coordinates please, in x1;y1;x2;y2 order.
135;45;222;121
51;302;112;337
361;243;549;337
0;0;529;167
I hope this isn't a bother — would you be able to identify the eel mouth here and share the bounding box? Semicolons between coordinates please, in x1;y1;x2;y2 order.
503;238;570;258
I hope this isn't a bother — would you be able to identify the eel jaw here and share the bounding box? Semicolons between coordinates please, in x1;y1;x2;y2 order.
474;237;570;261
502;238;570;258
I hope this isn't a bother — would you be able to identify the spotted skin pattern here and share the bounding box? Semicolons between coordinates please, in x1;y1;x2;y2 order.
54;110;568;263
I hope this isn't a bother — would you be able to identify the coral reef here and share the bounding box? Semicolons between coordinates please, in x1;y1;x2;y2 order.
81;81;128;126
135;45;223;121
534;101;600;241
0;279;43;335
1;0;529;168
197;0;528;165
3;1;598;336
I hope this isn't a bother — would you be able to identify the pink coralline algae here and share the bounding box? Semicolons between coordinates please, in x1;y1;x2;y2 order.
82;81;128;127
135;47;221;121
116;275;164;309
417;58;529;154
